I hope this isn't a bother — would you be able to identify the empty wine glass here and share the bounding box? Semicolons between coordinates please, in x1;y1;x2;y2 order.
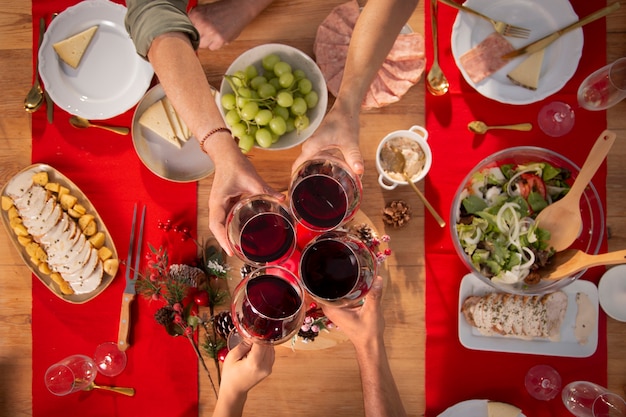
525;364;562;400
592;393;626;417
562;381;624;417
538;101;576;137
578;57;626;111
299;230;377;307
231;265;305;345
93;342;127;377
45;354;97;396
289;156;362;232
226;194;297;267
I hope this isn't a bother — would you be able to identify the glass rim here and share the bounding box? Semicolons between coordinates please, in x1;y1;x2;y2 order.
242;265;305;321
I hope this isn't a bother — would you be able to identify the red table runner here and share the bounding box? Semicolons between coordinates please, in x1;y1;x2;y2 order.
31;1;200;416
424;1;609;415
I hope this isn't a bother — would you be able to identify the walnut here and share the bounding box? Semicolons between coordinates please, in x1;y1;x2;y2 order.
382;200;411;228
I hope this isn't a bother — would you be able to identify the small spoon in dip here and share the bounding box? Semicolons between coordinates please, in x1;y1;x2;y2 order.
69;116;130;135
468;120;533;134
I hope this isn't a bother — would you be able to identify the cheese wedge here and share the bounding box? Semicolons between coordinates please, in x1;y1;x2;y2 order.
162;97;191;142
139;100;182;148
506;49;545;91
487;401;521;417
53;26;99;69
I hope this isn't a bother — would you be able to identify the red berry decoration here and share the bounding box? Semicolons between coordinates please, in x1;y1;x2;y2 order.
217;347;229;362
193;291;210;307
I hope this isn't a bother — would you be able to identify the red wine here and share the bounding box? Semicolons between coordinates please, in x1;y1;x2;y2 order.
300;239;359;300
241;274;302;341
240;213;295;264
291;175;348;229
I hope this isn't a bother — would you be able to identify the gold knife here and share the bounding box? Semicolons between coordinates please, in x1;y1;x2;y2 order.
501;2;620;60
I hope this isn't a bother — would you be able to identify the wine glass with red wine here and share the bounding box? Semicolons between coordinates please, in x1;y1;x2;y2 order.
289;157;362;232
299;230;377;307
231;265;305;345
226;194;297;266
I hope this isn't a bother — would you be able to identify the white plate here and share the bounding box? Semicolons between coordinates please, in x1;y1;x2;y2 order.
451;0;583;104
132;84;215;182
598;265;626;322
438;400;525;417
458;274;599;357
39;0;154;120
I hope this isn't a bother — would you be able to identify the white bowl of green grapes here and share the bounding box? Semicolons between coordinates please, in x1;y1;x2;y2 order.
219;43;328;152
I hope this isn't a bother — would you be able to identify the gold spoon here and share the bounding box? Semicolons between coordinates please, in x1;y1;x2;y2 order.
69;116;130;135
468;121;533;134
542;248;626;281
391;148;446;227
24;17;47;113
535;130;615;252
426;0;449;96
84;381;135;396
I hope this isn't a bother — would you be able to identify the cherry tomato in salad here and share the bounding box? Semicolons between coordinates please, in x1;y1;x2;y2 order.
517;173;547;199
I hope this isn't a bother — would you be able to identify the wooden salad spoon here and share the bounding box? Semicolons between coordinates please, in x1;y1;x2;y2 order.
542;248;626;281
535;130;616;252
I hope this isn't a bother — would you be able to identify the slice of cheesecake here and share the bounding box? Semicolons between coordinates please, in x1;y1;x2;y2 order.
52;26;99;69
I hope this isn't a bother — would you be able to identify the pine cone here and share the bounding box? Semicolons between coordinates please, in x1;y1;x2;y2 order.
154;305;175;326
382;200;411;228
350;223;375;246
298;328;319;342
214;311;235;339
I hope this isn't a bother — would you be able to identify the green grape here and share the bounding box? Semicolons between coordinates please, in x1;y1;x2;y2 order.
290;97;307;116
276;91;294;108
238;134;255;153
250;76;268;90
255;128;273;148
295;114;310;132
244;64;258;80
298;78;313;94
271;132;280;143
273;105;289;120
257;83;277;99
279;72;295;88
240;102;259;121
268;77;281;90
230;122;247;138
237;87;252;98
221;93;236;110
236;95;249;109
269;117;287;136
294;69;306;80
232;70;247;86
305;91;319;108
262;54;280;71
255;109;273;126
250;90;260;100
285;118;296;133
273;61;292;77
224;109;241;126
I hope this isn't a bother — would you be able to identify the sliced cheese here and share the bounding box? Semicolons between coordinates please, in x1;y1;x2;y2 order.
162;97;191;142
506;49;545;91
139;100;181;149
52;26;99;69
487;401;521;417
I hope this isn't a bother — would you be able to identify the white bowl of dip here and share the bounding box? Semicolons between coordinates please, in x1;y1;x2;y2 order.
376;125;432;190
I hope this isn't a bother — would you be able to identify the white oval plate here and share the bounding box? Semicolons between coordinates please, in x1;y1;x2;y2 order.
39;0;154;120
438;400;525;417
132;84;215;182
451;0;582;104
598;265;626;322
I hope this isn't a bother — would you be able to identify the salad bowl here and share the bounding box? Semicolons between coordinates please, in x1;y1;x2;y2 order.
450;147;604;294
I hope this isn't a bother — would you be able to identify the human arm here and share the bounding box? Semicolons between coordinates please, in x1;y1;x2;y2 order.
189;0;275;50
293;0;419;175
322;276;407;417
213;341;275;417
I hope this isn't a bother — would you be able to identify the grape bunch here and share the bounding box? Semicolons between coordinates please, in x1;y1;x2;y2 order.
220;53;320;152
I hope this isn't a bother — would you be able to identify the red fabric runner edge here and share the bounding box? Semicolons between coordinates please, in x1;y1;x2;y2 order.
30;1;201;416
424;1;609;416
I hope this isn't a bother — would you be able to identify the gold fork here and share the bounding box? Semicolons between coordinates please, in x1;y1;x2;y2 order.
439;0;531;38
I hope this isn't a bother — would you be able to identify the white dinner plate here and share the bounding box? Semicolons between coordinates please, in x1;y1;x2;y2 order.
450;0;583;104
132;84;215;182
598;265;626;322
458;274;599;358
39;0;154;120
438;400;525;417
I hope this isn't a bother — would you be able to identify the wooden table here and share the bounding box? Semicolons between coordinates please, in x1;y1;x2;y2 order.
0;1;624;416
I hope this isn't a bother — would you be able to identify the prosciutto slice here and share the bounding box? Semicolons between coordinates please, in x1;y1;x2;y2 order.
459;32;515;84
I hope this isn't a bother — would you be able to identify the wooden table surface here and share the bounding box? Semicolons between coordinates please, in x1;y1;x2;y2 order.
0;1;624;416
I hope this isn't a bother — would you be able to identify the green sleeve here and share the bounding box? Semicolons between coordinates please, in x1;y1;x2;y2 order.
125;0;200;59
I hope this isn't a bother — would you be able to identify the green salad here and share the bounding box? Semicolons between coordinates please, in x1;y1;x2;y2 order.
455;161;571;285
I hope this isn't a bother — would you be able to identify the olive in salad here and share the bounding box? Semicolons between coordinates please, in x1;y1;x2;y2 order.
455;161;571;285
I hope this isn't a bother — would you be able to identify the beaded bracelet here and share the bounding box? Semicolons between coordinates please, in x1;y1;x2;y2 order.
198;127;233;154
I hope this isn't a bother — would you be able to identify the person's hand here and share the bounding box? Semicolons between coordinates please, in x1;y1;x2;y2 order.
322;276;385;349
208;151;284;256
220;340;275;396
291;103;364;176
189;0;272;50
